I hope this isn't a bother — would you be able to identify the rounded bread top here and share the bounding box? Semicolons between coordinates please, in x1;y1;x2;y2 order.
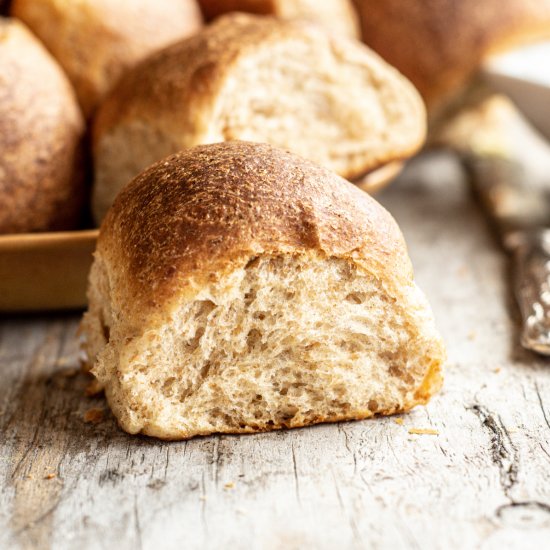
0;17;84;233
11;0;203;117
93;12;425;168
97;141;413;319
354;0;550;111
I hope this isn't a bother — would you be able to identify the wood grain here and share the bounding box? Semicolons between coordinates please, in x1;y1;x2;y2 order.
1;151;550;549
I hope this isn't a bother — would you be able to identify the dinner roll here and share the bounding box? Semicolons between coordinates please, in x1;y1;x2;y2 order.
0;18;84;233
198;0;360;39
11;0;203;117
92;13;426;222
353;0;550;114
82;141;445;440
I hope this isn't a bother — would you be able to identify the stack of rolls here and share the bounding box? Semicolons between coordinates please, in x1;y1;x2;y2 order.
9;0;550;439
1;0;429;234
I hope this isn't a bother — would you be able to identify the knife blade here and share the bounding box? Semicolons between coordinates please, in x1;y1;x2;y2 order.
436;93;550;355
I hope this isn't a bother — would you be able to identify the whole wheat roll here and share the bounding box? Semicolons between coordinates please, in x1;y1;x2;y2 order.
0;18;84;234
11;0;203;117
82;141;445;440
353;0;550;114
92;13;426;223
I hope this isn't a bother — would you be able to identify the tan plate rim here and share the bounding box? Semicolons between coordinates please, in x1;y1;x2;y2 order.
354;160;405;194
0;229;99;312
0;228;99;249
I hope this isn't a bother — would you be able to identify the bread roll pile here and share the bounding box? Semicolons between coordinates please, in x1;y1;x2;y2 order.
0;0;451;439
3;1;550;235
1;2;430;234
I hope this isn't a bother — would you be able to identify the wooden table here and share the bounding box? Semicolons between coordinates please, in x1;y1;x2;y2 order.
1;151;549;550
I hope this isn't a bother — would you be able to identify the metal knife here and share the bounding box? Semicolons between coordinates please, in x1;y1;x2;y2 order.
437;91;550;355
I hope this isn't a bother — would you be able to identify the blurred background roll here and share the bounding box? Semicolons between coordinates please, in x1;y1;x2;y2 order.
0;18;85;233
12;0;203;117
352;0;550;116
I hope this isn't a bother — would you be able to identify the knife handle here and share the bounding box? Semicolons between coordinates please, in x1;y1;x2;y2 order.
508;229;550;355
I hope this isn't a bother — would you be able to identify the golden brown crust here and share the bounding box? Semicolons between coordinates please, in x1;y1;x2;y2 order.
0;18;84;233
198;0;360;38
11;0;203;117
353;0;550;111
98;141;412;321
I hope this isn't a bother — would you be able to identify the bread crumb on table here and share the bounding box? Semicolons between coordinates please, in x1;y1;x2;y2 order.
408;428;439;435
56;357;70;367
83;408;104;424
224;482;235;490
394;418;404;425
84;379;103;397
44;473;56;480
59;366;78;377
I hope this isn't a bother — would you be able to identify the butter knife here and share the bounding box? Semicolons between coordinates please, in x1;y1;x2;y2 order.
465;152;550;354
436;93;550;355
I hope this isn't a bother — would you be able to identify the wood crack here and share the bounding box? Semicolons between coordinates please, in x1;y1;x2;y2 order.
496;500;550;521
10;411;44;480
534;382;550;432
338;424;357;474
212;437;220;489
200;471;209;536
469;404;518;495
134;495;143;550
291;442;301;507
331;467;363;547
163;445;171;481
538;442;550;462
465;403;550;524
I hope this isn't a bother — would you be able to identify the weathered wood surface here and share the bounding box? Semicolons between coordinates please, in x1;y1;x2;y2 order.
1;152;550;550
